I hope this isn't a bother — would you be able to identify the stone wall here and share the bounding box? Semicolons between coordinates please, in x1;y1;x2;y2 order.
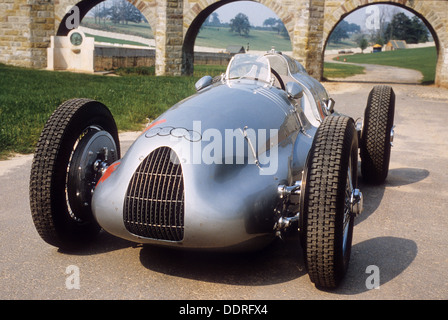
155;0;184;75
93;47;230;71
193;52;231;66
0;0;447;87
0;0;54;68
94;46;156;71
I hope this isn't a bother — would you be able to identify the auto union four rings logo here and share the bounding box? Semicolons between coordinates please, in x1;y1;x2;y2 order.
145;126;202;142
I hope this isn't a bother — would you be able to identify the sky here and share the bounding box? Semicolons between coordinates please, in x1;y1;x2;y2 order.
213;1;278;27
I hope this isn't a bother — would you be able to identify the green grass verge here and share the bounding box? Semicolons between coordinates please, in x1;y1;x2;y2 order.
0;63;206;158
333;46;437;84
323;62;365;79
84;33;149;47
81;18;153;39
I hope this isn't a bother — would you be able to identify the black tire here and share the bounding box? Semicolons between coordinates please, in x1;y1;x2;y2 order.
29;99;120;250
360;85;395;184
301;116;358;289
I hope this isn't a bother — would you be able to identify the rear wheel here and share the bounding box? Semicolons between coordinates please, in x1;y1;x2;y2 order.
301;116;359;289
360;85;395;184
29;99;120;250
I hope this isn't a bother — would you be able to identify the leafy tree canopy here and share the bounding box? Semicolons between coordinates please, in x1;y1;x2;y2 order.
263;17;289;38
230;13;251;37
385;12;428;44
329;20;360;43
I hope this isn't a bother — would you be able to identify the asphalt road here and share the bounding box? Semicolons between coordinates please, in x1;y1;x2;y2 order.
1;81;447;301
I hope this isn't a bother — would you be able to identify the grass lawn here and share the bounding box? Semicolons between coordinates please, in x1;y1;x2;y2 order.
0;64;210;158
81;18;153;39
325;34;359;51
323;62;365;79
334;46;437;84
196;26;292;52
84;33;149;47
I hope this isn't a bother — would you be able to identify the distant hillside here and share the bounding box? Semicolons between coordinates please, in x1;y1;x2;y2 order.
81;17;154;39
81;18;292;52
196;26;292;52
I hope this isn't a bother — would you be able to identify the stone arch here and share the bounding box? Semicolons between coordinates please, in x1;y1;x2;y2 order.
322;0;448;86
55;0;156;38
181;0;295;75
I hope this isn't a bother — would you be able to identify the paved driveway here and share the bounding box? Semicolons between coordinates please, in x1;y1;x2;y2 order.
1;82;447;300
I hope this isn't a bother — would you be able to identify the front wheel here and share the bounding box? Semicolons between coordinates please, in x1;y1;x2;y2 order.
300;116;359;289
29;99;120;250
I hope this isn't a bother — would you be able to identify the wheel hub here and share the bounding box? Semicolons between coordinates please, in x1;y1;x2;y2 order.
67;130;119;221
350;189;363;216
390;125;396;146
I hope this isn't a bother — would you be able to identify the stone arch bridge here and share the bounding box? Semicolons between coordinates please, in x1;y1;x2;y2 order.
1;0;447;87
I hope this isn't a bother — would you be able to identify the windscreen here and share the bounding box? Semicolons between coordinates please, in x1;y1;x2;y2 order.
225;54;271;84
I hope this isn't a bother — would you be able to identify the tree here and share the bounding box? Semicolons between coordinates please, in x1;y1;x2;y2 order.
330;22;349;43
385;12;409;42
263;17;278;28
372;4;399;44
92;2;109;25
262;17;289;39
209;12;221;26
409;16;428;43
357;36;369;53
370;30;385;46
385;12;428;44
92;5;101;24
109;0;144;25
276;21;289;39
329;20;360;43
230;13;251;36
109;1;121;24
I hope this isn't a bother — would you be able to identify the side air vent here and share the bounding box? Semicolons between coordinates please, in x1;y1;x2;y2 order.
123;147;184;241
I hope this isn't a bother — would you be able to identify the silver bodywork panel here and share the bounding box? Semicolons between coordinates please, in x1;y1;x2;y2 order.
92;52;333;250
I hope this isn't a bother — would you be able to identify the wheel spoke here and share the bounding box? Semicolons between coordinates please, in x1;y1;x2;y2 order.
343;153;354;254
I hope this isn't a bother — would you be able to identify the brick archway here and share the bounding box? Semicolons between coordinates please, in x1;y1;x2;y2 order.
181;0;295;75
55;0;156;37
323;0;448;87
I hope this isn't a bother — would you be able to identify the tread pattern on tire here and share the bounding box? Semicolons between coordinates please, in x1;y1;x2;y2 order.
360;85;395;184
302;115;357;289
29;99;118;248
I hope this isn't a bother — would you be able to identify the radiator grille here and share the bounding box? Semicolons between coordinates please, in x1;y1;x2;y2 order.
123;147;184;241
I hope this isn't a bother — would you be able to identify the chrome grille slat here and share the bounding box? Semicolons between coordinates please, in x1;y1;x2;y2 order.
126;196;183;203
123;147;185;241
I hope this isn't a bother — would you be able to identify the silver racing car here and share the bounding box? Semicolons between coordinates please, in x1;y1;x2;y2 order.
29;50;395;289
